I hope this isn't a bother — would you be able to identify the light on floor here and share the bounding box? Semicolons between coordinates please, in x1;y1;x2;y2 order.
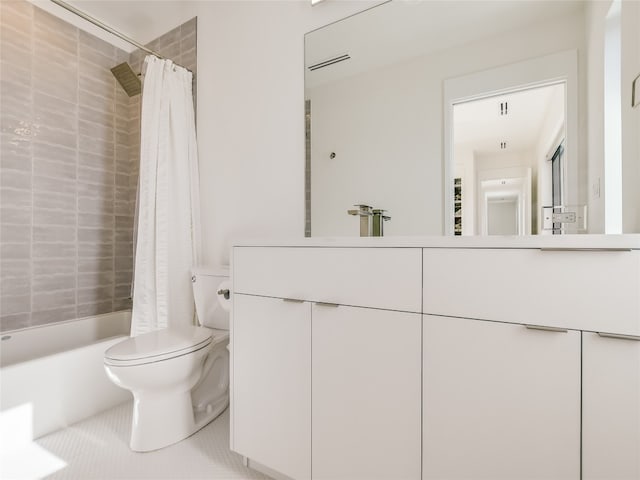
0;403;67;479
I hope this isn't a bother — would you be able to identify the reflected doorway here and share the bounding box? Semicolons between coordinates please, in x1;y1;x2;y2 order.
452;82;566;236
487;197;519;235
478;172;531;235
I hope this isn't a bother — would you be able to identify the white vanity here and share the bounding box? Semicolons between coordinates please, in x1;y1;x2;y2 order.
229;236;640;480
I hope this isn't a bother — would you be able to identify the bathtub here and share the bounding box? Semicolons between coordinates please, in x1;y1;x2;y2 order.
0;311;132;440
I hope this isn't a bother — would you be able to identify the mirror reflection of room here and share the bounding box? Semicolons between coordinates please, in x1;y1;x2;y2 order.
452;83;566;236
305;0;640;237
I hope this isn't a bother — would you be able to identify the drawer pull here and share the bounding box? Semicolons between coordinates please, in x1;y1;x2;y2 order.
597;332;640;341
539;247;632;252
282;298;304;303
315;302;340;308
525;324;568;333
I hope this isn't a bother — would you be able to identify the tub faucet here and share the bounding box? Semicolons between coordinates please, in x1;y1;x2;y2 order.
347;204;373;236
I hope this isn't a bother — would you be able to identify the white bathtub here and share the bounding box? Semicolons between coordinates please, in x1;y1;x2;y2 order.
0;311;132;439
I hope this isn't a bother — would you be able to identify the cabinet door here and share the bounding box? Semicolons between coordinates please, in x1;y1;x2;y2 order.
233;294;311;480
423;315;581;480
312;304;422;480
583;332;640;480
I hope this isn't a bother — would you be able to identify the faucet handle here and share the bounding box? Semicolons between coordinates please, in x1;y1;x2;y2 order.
348;204;372;217
372;209;390;221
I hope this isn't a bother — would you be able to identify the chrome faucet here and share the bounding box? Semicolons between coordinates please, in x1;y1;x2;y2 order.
372;209;391;237
347;204;373;236
347;205;391;236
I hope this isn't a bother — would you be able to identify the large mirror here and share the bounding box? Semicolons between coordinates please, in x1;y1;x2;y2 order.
304;0;640;237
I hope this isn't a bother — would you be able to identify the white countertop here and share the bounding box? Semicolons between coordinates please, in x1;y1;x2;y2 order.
233;234;640;250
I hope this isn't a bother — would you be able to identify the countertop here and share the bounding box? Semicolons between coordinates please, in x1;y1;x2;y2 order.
233;234;640;250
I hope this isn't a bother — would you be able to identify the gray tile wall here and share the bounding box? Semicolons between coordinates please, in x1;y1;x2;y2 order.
0;0;133;331
0;1;197;333
129;17;197;106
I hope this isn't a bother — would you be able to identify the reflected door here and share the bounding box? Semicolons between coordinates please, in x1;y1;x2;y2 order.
551;143;565;234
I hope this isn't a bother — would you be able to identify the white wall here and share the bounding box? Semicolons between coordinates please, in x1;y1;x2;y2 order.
307;9;586;237
192;1;381;265
586;0;607;233
586;0;640;234
621;0;640;233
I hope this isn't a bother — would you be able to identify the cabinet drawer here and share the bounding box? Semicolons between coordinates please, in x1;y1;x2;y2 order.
423;248;640;335
233;247;422;313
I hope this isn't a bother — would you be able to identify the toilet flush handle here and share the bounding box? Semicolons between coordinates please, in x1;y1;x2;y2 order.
217;289;230;300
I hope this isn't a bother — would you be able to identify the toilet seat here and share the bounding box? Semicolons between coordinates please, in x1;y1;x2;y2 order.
105;326;212;367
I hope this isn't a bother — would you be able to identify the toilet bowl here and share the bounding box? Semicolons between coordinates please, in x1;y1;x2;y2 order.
104;267;230;452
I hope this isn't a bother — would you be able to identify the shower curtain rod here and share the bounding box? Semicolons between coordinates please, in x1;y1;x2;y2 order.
49;0;192;73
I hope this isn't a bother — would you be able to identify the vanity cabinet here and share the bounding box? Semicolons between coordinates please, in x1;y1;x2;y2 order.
582;331;640;480
423;315;581;479
232;246;423;480
313;304;421;480
232;294;311;480
231;242;640;480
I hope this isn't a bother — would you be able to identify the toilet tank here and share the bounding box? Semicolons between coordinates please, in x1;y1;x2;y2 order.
191;266;230;330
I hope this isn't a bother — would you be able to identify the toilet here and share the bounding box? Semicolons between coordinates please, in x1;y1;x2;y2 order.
103;267;230;452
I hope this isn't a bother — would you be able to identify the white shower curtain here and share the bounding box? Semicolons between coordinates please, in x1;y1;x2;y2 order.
131;56;201;336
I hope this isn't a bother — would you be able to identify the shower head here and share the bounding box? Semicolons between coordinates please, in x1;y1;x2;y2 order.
111;62;141;97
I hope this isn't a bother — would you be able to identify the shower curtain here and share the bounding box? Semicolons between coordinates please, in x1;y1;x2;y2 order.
131;56;201;336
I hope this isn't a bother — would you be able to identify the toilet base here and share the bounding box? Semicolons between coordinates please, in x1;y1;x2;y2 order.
129;390;229;452
193;395;229;432
130;389;193;452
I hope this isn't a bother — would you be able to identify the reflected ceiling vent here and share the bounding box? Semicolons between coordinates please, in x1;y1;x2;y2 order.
308;54;351;71
500;141;507;149
500;101;509;115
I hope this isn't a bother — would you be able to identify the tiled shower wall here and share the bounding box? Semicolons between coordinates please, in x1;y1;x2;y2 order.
0;1;197;332
130;17;197;103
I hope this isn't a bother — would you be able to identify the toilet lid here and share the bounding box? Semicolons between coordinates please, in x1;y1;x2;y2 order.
104;326;212;366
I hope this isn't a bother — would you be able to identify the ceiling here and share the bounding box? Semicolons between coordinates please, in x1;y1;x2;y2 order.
32;0;197;51
454;83;565;155
305;0;585;90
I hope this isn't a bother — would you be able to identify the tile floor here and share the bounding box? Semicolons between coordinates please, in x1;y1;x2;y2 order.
31;402;270;480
